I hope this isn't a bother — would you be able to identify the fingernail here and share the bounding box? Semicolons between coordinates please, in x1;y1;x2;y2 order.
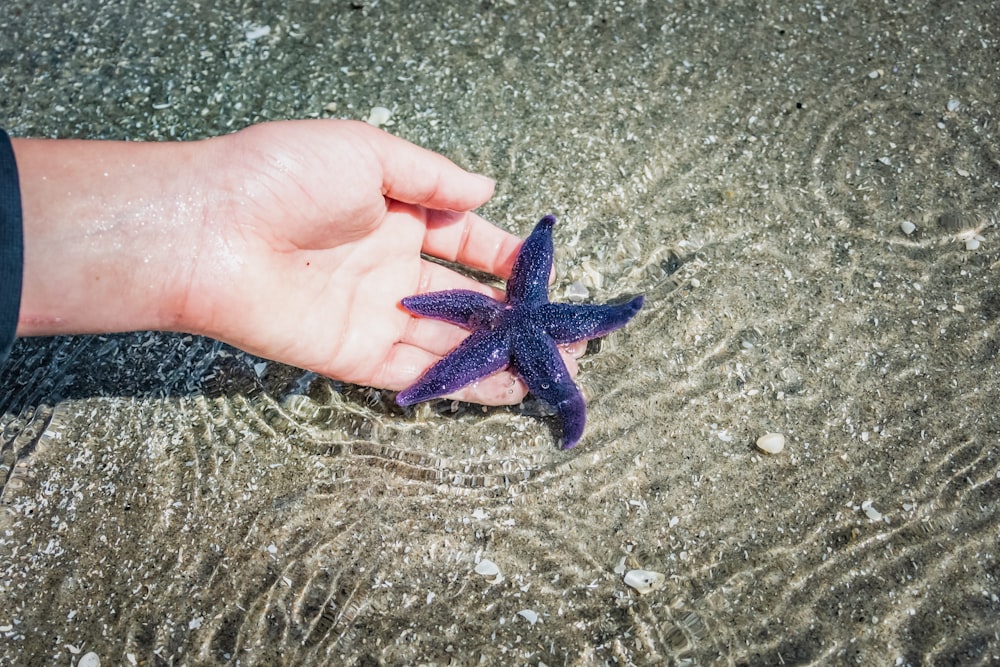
473;173;496;190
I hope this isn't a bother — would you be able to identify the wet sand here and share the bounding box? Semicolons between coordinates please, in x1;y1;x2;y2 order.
2;1;998;664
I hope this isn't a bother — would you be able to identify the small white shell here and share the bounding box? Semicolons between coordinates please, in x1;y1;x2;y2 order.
623;569;665;595
474;559;504;584
474;559;499;577
861;500;883;521
565;280;590;303
517;609;539;625
756;432;785;454
900;220;916;235
78;654;101;667
365;106;392;127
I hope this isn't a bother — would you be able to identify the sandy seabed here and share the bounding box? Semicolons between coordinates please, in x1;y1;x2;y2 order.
2;1;998;665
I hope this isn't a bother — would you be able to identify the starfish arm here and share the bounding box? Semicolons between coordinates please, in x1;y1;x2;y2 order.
401;290;504;329
536;295;645;343
506;215;556;307
396;328;511;406
510;327;587;449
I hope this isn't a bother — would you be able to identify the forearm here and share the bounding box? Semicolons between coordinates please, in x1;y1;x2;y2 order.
12;137;215;337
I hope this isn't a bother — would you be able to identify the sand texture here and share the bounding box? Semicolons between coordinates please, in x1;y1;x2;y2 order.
2;1;998;664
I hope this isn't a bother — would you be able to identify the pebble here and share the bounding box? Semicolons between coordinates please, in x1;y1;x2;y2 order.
861;500;883;521
366;106;392;127
474;559;499;577
623;569;666;595
78;654;101;667
900;220;916;235
756;432;785;454
565;280;590;303
946;99;960;112
474;559;504;584
517;609;539;625
244;24;271;42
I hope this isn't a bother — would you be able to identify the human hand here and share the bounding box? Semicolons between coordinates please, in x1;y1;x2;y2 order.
186;120;583;404
14;120;582;405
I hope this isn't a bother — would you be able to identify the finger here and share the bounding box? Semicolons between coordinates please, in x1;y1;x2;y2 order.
357;123;496;211
400;315;473;357
422;209;522;280
395;260;505;359
409;256;507;302
455;349;578;405
453;370;528;405
422;211;559;286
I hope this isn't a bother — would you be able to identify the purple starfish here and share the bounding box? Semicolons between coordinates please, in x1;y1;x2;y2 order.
396;215;644;449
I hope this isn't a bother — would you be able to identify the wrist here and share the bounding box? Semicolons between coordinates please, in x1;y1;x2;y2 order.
13;136;214;337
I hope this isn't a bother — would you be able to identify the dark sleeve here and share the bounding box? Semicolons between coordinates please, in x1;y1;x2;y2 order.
0;128;24;363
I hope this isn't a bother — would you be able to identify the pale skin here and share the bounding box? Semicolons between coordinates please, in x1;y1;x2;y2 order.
12;119;582;405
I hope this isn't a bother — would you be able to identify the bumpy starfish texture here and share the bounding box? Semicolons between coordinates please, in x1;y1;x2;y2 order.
396;214;644;449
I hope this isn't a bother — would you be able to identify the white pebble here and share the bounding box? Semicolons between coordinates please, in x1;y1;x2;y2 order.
473;557;504;585
366;106;392;127
756;432;785;454
965;237;981;251
244;24;271;42
946;99;960;112
565;280;590;303
78;653;101;667
517;609;539;625
861;500;883;522
474;559;500;577
623;569;666;595
900;220;916;235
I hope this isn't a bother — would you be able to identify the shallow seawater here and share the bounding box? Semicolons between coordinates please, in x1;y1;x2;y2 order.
2;0;999;665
